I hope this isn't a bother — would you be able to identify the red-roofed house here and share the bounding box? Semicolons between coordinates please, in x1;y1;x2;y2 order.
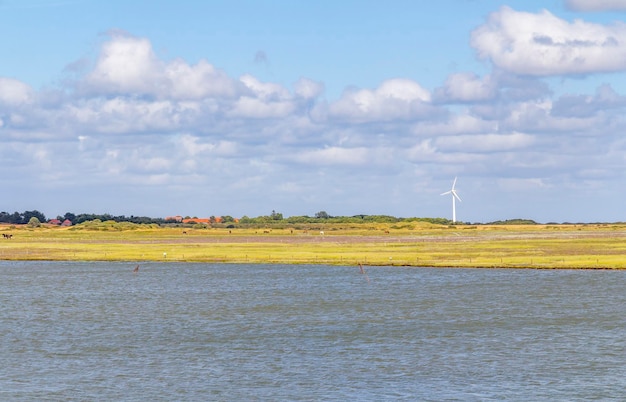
182;218;212;224
169;216;233;224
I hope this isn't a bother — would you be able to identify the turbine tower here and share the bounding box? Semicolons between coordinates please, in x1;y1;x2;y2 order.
441;177;462;223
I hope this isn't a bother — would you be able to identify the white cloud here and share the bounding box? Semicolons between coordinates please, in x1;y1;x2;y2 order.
498;99;608;134
551;83;626;117
223;75;298;118
0;77;33;105
565;0;626;11
471;6;626;75
413;114;494;136
176;134;237;157
83;31;242;99
377;79;430;102
434;73;496;102
327;78;433;122
294;77;324;100
294;146;370;166
67;98;196;134
239;74;290;101
229;96;295;119
165;59;241;99
405;139;485;164
86;32;160;94
435;132;535;153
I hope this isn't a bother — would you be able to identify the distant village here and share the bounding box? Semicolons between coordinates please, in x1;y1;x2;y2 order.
44;215;240;226
47;218;74;226
163;216;239;224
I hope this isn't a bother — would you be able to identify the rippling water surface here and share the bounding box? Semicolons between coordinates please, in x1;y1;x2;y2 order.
1;261;625;400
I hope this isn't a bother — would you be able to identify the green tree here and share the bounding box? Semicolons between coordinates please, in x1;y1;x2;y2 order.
23;210;46;224
315;211;330;219
28;217;41;227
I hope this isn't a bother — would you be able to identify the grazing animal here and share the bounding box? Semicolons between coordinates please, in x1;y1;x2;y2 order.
2;233;13;239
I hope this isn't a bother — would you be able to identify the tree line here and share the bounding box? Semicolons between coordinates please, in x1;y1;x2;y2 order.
0;210;167;225
0;209;542;226
0;210;48;225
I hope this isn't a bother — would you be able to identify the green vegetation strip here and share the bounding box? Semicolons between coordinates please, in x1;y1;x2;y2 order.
1;222;626;268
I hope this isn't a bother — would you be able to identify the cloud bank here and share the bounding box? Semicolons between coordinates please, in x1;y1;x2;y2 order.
472;6;626;75
3;7;626;222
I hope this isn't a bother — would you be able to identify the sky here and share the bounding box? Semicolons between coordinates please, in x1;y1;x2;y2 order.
3;0;626;223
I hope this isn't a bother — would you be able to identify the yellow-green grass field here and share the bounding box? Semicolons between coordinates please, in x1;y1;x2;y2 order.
2;221;626;269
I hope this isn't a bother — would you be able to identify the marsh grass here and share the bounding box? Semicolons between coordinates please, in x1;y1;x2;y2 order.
1;222;626;268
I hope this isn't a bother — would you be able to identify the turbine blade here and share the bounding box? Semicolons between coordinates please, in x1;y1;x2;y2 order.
440;191;451;196
452;177;457;189
452;190;462;202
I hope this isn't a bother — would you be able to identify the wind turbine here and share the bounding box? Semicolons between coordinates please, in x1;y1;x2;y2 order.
441;177;462;223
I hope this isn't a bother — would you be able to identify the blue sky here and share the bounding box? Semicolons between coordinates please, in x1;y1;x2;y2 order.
2;0;626;222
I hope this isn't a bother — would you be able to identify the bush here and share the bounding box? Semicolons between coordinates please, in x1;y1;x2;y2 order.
28;217;41;228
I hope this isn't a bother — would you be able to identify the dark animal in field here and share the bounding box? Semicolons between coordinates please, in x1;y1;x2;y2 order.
133;265;139;273
2;233;12;239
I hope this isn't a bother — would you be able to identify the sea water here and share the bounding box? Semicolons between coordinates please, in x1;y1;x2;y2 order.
1;261;624;401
